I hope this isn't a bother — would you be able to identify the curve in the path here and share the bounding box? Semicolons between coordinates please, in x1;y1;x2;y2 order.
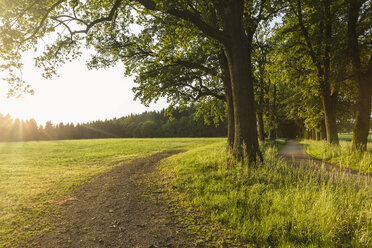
31;150;195;248
278;140;371;179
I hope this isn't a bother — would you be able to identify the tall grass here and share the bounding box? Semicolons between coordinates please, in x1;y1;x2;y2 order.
302;140;372;172
161;142;372;247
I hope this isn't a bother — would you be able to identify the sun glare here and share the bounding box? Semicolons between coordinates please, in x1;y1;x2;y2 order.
0;46;168;127
0;62;167;126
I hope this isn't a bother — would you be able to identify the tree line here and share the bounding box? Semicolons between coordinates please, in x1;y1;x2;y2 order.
0;0;370;161
0;108;227;142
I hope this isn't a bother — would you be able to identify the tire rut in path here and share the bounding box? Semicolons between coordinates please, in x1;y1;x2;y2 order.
32;150;192;248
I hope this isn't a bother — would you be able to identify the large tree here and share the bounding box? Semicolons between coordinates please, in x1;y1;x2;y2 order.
347;0;372;151
112;0;282;160
85;13;234;148
283;0;341;144
0;0;283;161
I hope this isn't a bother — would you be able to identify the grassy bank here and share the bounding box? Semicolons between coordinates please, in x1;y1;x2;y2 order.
160;142;371;247
0;138;222;247
302;139;372;172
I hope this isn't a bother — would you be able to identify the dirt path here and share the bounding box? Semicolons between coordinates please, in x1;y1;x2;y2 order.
31;150;194;248
278;140;371;180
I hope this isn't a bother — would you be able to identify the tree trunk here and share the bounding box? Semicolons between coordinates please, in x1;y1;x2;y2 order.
312;129;316;140
320;87;339;144
352;77;371;151
222;0;259;161
138;0;258;159
320;119;326;140
268;129;277;140
257;111;265;142
225;86;235;150
218;52;235;150
257;77;265;142
348;0;372;151
268;82;277;140
293;0;339;144
319;0;339;145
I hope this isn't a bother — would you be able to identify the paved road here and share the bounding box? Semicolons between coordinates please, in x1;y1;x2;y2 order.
278;140;312;161
278;140;371;180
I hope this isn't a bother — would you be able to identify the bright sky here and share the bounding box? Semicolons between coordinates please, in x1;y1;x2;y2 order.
0;50;168;126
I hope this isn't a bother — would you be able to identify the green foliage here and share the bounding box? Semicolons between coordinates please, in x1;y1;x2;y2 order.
1;0;229;122
269;0;360;134
252;28;290;136
0;137;223;247
303;139;372;172
161;142;372;247
87;10;227;124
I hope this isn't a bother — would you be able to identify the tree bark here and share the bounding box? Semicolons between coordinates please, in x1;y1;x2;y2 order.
225;84;235;150
257;77;265;142
257;111;265;142
218;52;235;150
320;119;326;140
312;129;316;140
352;77;371;151
221;0;260;161
320;85;339;144
268;82;277;140
319;0;339;144
348;0;372;151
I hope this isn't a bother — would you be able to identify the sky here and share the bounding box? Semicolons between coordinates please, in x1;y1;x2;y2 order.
0;49;168;126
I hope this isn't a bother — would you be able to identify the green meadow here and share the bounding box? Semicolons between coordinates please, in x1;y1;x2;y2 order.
338;133;372;142
0;138;221;247
1;138;371;247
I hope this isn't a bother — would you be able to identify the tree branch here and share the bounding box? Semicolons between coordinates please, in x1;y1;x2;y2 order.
21;0;68;43
82;0;122;33
156;75;225;101
51;15;89;26
136;0;227;43
50;16;75;39
171;59;218;77
289;0;320;67
21;0;123;43
257;0;267;21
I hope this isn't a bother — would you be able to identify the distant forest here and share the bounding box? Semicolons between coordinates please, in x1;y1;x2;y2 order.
0;108;227;142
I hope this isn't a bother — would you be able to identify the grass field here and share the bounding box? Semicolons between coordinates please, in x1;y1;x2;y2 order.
1;138;371;247
302;139;372;172
0;138;222;247
338;132;372;142
160;141;372;247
